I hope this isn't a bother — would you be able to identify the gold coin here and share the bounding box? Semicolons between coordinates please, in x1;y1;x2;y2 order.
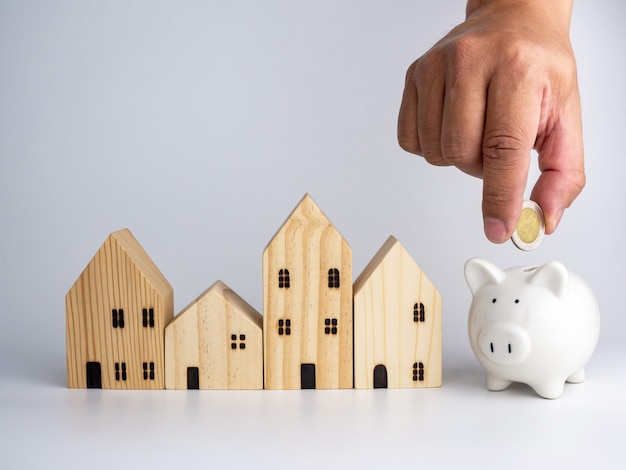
512;200;545;251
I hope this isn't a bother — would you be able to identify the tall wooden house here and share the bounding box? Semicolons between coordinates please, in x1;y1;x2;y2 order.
164;280;263;390
353;236;442;389
65;228;174;389
263;194;353;390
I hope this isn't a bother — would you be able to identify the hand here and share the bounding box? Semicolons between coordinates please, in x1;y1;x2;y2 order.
398;0;585;243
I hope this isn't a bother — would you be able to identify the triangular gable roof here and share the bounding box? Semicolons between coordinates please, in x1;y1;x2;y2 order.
169;280;262;329
354;235;402;291
354;235;433;292
263;193;349;252
69;228;172;298
110;229;172;296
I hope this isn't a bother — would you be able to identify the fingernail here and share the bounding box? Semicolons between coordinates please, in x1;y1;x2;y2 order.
552;208;565;233
484;218;509;243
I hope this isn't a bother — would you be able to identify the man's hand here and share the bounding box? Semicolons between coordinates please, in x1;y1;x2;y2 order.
398;0;584;243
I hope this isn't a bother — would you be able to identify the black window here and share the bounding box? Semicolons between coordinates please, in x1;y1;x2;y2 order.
324;318;338;335
413;303;425;323
278;319;291;336
112;309;125;329
142;308;155;328
278;269;290;288
115;362;127;381
328;268;340;288
231;334;246;349
413;362;425;382
143;362;155;380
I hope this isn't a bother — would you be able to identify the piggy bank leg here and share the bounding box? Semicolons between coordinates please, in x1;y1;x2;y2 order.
566;369;585;384
486;374;512;391
531;381;565;399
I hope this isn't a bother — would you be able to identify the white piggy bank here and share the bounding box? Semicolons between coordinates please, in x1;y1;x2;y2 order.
464;258;600;399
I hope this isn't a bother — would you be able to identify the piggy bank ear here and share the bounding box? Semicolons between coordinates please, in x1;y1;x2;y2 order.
464;258;505;295
528;261;569;299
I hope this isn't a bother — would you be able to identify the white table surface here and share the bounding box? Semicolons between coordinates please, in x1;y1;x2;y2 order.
2;343;623;469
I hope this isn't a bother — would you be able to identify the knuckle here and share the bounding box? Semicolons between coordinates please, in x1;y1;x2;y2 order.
414;50;443;85
576;171;586;191
500;39;536;71
446;34;483;75
569;169;586;195
441;141;482;176
482;128;527;159
421;147;446;166
398;138;421;155
404;60;419;86
441;140;480;165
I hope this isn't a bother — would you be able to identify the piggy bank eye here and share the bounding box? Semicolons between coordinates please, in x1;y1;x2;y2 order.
492;298;497;303
515;299;520;304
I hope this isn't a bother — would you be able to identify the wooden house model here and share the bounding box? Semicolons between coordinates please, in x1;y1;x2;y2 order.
164;280;263;390
65;228;174;389
263;194;353;389
353;236;442;389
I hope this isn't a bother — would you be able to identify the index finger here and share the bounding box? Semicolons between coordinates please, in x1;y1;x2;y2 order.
481;73;542;243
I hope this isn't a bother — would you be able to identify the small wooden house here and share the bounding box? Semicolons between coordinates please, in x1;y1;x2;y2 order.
164;280;263;390
263;194;353;390
353;236;442;389
66;229;174;389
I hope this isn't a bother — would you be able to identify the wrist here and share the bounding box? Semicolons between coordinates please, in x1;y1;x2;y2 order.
467;0;573;12
466;0;573;32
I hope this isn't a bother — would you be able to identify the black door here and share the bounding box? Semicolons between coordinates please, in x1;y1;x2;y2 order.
373;364;388;389
187;367;200;389
86;362;102;389
301;363;316;389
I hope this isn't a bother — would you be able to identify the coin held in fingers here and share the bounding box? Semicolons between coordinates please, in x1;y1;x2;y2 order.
512;200;545;251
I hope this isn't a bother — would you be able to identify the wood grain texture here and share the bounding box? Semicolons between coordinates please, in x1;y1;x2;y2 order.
353;236;442;389
263;194;353;390
65;229;173;389
164;280;263;390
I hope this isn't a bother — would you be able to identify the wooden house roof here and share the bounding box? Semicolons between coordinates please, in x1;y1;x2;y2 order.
353;235;435;293
68;228;172;300
263;193;349;252
168;280;262;329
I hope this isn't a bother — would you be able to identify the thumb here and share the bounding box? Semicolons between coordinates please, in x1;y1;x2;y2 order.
530;119;585;234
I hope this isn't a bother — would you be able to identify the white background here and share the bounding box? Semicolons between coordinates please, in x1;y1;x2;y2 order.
1;1;625;468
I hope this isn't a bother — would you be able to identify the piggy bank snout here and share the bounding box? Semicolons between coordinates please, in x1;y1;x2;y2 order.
477;324;531;365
